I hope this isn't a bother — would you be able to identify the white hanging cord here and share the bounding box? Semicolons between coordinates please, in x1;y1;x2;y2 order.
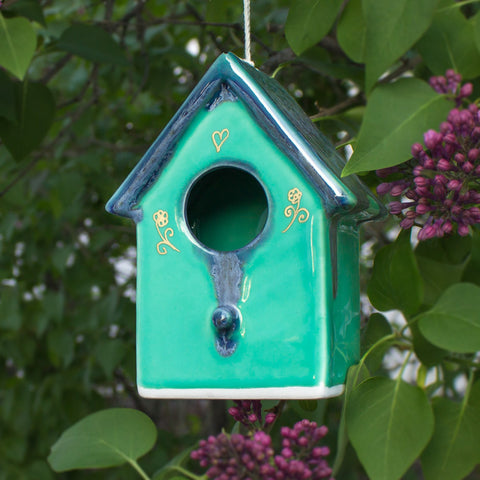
243;0;254;65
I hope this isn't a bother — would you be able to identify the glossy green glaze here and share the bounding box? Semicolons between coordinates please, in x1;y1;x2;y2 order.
136;99;353;390
106;53;385;397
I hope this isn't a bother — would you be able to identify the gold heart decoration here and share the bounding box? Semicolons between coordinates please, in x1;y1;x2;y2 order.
212;128;229;153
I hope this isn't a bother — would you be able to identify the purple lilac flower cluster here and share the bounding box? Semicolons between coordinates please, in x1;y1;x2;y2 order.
191;419;333;480
376;71;479;240
228;401;276;431
429;69;473;105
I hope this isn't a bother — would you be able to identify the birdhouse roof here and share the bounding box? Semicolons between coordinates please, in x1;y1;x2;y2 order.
106;53;385;223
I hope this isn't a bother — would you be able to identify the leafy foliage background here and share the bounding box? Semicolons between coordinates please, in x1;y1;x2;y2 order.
2;0;480;479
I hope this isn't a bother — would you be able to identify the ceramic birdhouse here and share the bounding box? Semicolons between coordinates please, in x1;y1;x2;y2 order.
106;53;386;399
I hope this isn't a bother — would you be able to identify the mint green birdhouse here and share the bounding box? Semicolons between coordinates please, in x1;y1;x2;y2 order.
106;53;385;399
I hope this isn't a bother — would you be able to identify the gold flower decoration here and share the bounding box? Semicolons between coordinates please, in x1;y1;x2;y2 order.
288;188;302;204
283;187;310;233
153;209;169;228
153;209;179;255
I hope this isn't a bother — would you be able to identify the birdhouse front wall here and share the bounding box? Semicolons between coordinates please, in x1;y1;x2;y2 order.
134;98;352;397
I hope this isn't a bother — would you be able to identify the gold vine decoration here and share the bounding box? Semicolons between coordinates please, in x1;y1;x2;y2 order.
153;209;180;255
282;188;310;233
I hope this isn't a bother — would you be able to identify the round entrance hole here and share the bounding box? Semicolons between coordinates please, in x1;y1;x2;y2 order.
186;166;268;252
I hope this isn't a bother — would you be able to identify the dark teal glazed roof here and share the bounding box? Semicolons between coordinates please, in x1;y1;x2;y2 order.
106;53;386;223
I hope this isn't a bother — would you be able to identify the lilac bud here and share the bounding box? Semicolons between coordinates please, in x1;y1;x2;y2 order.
470;191;480;202
389;202;404;214
228;407;241;418
312;447;325;458
247;413;258;423
423;157;435;169
472;127;480;140
443;221;453;234
460;109;473;124
416;204;430;215
411;143;424;157
440;121;453;133
446;69;456;79
414;176;429;187
416;186;430;197
418;225;437;241
459;83;473;98
413;165;424;176
264;412;276;425
462;161;474;173
390;184;406;196
458;224;470;236
443;133;457;144
400;218;415;229
468;148;479;161
434;174;448;185
448;108;461;125
281;448;293;458
406;189;418;200
437;159;451;171
447;179;462;191
376;166;400;178
424;129;442;150
454;153;465;164
468;103;478;114
469;207;480;221
376;183;392;195
298;436;309;447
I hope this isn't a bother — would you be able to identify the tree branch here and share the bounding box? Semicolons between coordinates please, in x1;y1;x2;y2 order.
40;54;73;84
310;92;365;120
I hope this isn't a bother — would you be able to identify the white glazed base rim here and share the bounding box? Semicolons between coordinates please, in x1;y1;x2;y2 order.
138;384;345;399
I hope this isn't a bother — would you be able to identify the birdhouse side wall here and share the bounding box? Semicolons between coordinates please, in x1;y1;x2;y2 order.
330;220;361;385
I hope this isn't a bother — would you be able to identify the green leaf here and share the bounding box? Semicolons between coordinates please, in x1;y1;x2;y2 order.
346;376;434;480
47;329;74;368
94;340;128;378
343;78;451;176
410;322;446;367
47;408;157;471
463;229;480;286
332;363;370;476
298;400;318;412
0;82;55;160
6;0;46;26
0;69;17;123
285;0;343;55
0;13;36;80
297;49;365;87
421;381;480;480
56;24;129;65
415;236;471;306
418;0;480;79
367;231;423;317
0;286;22;331
205;0;242;23
336;0;366;63
153;445;196;480
363;0;438;91
361;313;393;372
475;11;480;58
418;283;480;353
